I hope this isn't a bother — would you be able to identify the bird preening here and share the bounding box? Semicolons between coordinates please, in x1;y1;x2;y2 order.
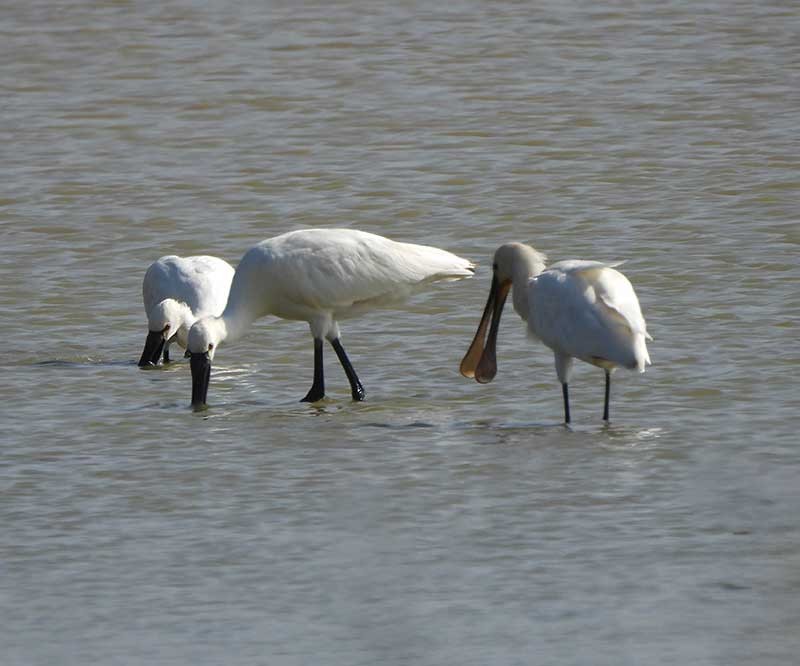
137;230;651;423
460;243;651;424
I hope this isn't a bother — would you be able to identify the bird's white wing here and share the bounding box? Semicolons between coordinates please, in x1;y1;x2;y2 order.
529;261;649;370
142;255;234;317
180;256;235;317
142;256;178;314
594;270;651;340
249;229;473;316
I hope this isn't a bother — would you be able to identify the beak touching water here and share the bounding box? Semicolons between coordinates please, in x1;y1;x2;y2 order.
190;351;212;409
459;273;511;383
138;330;166;367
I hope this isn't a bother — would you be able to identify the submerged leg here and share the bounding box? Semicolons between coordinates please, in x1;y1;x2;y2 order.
301;338;325;402
330;338;365;401
603;370;611;422
562;383;571;424
163;345;171;364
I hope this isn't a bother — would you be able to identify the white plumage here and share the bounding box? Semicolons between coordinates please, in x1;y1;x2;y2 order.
139;255;235;366
187;228;475;407
461;243;651;423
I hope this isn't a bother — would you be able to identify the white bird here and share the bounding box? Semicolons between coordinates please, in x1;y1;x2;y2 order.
139;255;235;367
186;228;475;408
460;243;651;423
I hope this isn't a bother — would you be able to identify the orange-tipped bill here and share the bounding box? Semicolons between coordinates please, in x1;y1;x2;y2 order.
460;274;510;384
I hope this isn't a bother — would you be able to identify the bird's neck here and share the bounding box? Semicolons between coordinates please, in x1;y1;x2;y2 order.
511;256;545;321
219;303;258;345
174;302;196;347
511;274;530;320
217;264;271;345
175;301;196;329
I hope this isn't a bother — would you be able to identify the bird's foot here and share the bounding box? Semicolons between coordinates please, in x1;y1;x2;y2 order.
301;388;325;403
351;386;366;402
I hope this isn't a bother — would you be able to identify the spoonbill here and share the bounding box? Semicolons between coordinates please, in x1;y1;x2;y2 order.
139;255;235;367
460;243;651;423
187;228;475;408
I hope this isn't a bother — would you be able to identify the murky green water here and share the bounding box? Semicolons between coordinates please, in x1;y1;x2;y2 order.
1;1;798;664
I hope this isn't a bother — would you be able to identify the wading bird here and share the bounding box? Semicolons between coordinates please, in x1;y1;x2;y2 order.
187;228;474;408
460;243;651;423
139;255;234;367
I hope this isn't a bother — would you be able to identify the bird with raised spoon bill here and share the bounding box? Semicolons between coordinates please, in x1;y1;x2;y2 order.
460;243;651;424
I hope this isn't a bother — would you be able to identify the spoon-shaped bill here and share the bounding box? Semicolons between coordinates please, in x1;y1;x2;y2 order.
190;351;212;409
138;330;165;367
460;275;510;384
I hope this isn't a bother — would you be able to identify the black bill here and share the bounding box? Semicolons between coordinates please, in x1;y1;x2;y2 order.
190;351;212;408
138;330;165;367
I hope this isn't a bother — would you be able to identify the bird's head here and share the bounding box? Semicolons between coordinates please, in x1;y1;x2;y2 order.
493;243;547;287
186;317;226;409
150;299;188;341
187;317;223;360
138;299;188;367
459;243;546;384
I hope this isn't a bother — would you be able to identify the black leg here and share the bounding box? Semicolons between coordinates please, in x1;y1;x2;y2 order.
603;370;610;422
562;383;571;424
163;347;171;364
330;338;365;401
301;338;325;402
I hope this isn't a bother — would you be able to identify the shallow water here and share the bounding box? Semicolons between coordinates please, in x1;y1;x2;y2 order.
1;1;799;664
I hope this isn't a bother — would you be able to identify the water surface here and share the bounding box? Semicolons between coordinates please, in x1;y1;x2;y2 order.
1;1;798;664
